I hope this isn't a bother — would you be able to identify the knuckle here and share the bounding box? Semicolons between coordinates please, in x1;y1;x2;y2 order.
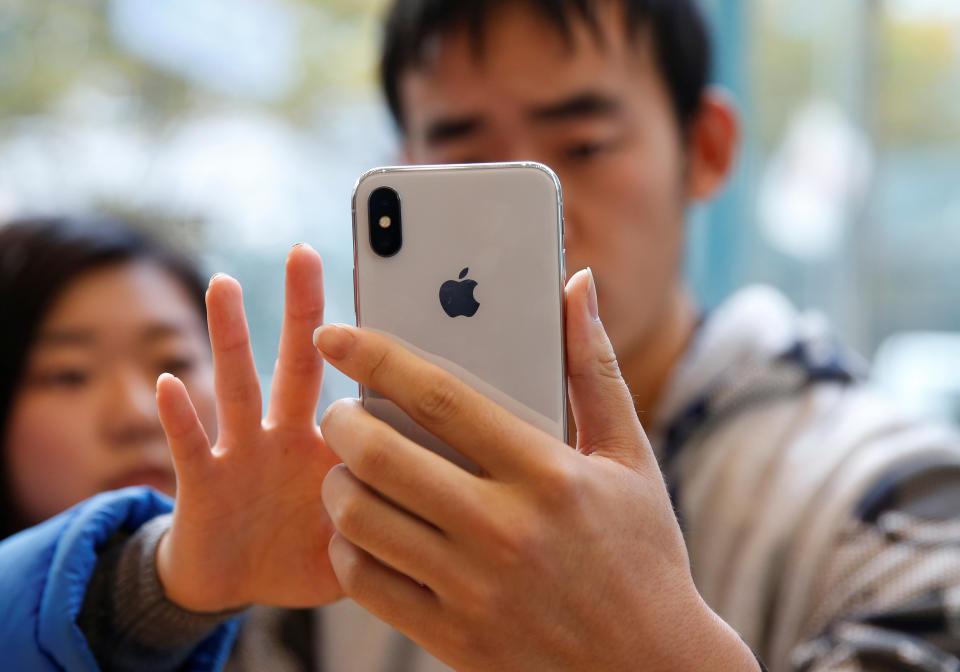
480;509;542;570
220;380;259;405
457;582;499;627
365;348;392;388
431;620;473;659
351;437;390;480
452;588;507;660
568;350;623;384
285;301;323;323
320;398;354;435
415;379;462;427
324;400;391;480
281;349;322;376
215;332;250;356
332;544;364;594
539;457;585;502
596;351;623;380
164;413;200;442
332;494;366;538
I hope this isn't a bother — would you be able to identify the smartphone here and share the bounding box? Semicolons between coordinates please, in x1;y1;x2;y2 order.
352;162;567;472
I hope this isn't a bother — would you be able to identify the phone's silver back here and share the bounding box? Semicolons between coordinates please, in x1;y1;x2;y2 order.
352;162;566;471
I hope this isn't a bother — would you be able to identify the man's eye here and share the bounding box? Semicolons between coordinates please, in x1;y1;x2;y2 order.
565;142;610;161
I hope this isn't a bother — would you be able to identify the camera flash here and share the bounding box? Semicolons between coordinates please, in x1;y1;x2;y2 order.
379;215;392;229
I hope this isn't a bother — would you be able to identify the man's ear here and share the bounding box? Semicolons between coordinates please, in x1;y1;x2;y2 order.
686;88;740;202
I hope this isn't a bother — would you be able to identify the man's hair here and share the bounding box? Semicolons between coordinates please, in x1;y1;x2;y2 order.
380;0;712;133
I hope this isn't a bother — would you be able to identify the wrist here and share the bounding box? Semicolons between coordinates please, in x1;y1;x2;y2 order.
679;597;762;672
155;529;197;612
629;588;759;672
155;528;242;614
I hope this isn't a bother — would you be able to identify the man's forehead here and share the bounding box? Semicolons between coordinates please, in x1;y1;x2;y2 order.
399;10;653;140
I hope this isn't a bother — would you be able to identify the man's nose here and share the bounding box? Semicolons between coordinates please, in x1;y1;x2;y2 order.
103;367;164;445
496;138;540;165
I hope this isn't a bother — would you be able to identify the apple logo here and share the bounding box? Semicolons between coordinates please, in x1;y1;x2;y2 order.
439;267;480;318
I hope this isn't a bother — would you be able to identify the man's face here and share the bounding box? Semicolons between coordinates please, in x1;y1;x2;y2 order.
399;3;690;356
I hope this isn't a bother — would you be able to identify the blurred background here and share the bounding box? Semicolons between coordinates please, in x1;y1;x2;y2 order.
1;0;958;423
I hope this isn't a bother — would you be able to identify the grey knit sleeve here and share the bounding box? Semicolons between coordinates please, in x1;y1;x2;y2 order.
77;513;247;672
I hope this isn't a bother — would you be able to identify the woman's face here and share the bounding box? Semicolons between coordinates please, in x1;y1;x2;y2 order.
4;260;216;525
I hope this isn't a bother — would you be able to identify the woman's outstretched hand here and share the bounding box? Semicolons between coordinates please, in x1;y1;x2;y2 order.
155;243;341;612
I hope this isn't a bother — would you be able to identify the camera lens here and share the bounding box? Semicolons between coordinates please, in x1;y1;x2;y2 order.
368;187;402;257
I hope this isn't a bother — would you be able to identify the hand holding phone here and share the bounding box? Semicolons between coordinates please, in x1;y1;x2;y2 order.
315;269;761;672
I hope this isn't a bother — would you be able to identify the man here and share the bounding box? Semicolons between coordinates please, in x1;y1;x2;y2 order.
325;1;960;669
3;2;959;671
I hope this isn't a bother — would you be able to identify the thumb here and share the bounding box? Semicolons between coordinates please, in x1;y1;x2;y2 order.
565;269;649;465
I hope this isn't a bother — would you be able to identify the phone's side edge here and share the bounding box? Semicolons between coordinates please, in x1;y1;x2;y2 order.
554;178;569;445
351;174;366;402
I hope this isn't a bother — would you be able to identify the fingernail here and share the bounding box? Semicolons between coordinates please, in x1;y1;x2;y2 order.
314;324;355;359
585;267;599;321
156;372;179;390
209;272;230;288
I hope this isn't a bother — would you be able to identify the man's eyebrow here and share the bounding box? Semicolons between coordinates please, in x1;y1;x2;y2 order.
421;91;621;145
528;91;623;122
423;116;485;145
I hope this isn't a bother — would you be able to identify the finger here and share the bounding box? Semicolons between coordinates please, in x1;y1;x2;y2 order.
313;324;555;478
321;399;485;533
206;273;263;439
322;464;460;593
565;268;650;466
266;244;325;428
157;373;212;480
328;532;447;641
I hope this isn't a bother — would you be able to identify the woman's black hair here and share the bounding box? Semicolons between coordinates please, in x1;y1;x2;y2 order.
0;215;207;539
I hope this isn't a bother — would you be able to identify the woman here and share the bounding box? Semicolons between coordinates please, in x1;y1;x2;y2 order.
0;214;345;671
0;215;215;539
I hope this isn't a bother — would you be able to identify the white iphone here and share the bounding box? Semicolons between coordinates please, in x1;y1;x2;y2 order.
352;162;567;471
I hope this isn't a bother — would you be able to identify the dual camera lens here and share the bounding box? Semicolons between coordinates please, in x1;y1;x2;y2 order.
368;186;402;257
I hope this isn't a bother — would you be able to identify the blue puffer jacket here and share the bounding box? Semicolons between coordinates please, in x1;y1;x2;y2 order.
0;487;240;671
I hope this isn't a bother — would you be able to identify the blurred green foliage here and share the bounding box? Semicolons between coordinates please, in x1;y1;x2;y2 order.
0;0;391;126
